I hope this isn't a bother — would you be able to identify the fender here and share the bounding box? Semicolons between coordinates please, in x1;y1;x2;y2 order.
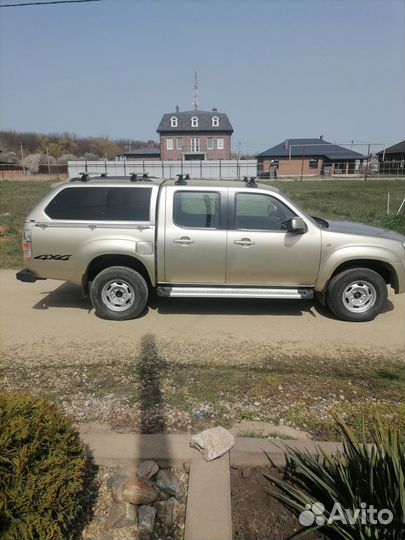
315;245;402;292
72;238;155;286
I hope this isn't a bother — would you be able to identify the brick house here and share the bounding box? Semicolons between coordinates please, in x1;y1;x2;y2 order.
256;137;365;177
116;147;161;161
157;107;233;161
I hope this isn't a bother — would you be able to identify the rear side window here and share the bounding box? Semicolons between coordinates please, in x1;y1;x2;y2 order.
173;191;220;228
45;187;152;221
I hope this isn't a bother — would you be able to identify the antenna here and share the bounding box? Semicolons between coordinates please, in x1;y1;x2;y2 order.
193;72;199;111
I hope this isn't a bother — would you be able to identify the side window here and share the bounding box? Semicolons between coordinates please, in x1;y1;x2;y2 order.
45;187;152;221
174;191;220;229
105;188;151;221
235;193;296;231
45;187;107;220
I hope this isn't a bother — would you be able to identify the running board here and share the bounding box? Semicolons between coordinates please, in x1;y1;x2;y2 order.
157;286;314;300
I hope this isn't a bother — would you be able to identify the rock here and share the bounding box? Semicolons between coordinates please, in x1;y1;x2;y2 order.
106;501;138;529
138;505;156;539
112;478;158;506
155;469;185;499
190;426;235;461
137;460;159;480
101;526;138;540
155;497;186;526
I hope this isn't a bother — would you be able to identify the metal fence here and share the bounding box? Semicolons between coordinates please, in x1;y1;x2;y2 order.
377;160;405;176
67;159;258;180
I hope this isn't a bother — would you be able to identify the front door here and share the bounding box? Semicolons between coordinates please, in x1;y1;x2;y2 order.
226;191;321;286
164;189;226;283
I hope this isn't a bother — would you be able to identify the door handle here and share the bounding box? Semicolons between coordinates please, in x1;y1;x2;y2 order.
173;236;195;245
234;238;255;246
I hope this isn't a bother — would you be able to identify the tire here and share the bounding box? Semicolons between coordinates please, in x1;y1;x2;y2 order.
90;266;148;321
326;268;387;322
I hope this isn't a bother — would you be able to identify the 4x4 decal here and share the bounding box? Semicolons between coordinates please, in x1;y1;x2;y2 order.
34;254;72;261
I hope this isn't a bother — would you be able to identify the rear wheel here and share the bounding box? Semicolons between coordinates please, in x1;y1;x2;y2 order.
326;268;387;322
90;266;148;320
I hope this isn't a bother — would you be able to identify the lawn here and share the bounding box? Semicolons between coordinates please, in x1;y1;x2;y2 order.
1;178;404;269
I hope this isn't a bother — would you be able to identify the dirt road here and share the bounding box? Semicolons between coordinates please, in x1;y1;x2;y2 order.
1;269;403;362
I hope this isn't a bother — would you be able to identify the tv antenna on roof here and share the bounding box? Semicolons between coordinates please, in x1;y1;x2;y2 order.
193;72;199;111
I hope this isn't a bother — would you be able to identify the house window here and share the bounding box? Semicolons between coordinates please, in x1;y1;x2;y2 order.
217;138;224;150
309;158;318;169
207;137;214;150
166;138;174;150
177;137;183;150
170;116;178;127
212;116;219;127
191;138;200;152
191;116;198;127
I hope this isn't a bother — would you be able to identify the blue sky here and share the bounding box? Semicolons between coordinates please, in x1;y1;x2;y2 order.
0;0;403;154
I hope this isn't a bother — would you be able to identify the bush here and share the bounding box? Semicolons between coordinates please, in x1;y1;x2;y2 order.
0;393;97;540
266;418;405;539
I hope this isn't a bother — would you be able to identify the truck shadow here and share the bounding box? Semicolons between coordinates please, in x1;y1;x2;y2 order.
32;283;394;319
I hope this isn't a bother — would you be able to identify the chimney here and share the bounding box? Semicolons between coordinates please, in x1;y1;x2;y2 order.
283;139;289;150
175;105;180;113
212;107;218;112
320;135;324;140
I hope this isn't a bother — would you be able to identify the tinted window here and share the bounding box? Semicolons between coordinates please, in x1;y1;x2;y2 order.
45;187;151;221
235;193;296;231
105;188;151;221
174;191;220;228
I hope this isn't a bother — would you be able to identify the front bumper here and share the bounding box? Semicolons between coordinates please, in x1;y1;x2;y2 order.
16;268;44;283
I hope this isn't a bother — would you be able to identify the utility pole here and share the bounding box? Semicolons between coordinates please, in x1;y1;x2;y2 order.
20;142;25;174
46;146;51;175
364;143;371;181
300;145;306;181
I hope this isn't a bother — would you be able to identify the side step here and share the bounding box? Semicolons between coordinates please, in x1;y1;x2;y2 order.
157;286;314;300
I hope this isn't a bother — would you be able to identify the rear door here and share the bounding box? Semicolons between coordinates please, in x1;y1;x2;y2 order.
163;186;227;283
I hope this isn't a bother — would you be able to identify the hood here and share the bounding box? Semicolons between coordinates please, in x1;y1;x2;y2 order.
325;220;405;242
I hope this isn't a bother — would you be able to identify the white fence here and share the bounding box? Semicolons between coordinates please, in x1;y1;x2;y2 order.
68;160;258;180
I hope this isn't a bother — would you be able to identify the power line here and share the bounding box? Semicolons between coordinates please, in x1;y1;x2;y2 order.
0;0;103;7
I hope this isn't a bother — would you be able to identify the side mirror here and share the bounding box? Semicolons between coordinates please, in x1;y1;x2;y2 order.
287;217;307;234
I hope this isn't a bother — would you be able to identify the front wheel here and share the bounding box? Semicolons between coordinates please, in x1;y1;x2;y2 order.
326;268;387;322
90;266;148;320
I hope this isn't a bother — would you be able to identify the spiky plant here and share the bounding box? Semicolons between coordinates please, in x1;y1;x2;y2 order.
265;418;405;539
0;393;97;540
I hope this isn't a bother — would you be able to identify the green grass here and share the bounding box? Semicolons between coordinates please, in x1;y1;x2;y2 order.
0;178;404;268
270;179;405;233
0;180;54;268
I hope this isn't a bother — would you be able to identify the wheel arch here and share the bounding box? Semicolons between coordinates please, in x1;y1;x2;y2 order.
330;259;399;292
83;254;153;293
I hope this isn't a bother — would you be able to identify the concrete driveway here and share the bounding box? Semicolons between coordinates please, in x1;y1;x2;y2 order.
1;269;403;361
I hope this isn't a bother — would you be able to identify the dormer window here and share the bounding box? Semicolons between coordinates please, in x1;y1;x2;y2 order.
170;116;178;127
212;116;219;127
191;116;198;127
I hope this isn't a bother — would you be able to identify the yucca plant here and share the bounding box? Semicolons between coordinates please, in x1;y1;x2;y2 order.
265;418;405;539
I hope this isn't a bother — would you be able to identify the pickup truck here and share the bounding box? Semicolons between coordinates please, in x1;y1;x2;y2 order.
16;174;405;322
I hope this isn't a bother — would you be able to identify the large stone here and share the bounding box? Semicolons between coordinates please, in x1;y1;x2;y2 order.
137;460;159;480
112;478;158;506
106;501;138;530
190;426;235;461
155;469;185;499
155;497;186;526
138;505;156;539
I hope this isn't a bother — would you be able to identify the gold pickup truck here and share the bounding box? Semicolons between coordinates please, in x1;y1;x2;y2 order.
16;174;405;322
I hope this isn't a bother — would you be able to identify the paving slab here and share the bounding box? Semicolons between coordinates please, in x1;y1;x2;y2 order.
184;454;232;540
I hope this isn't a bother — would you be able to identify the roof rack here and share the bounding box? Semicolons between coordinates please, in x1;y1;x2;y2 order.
130;172;153;182
247;176;257;187
175;174;187;185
